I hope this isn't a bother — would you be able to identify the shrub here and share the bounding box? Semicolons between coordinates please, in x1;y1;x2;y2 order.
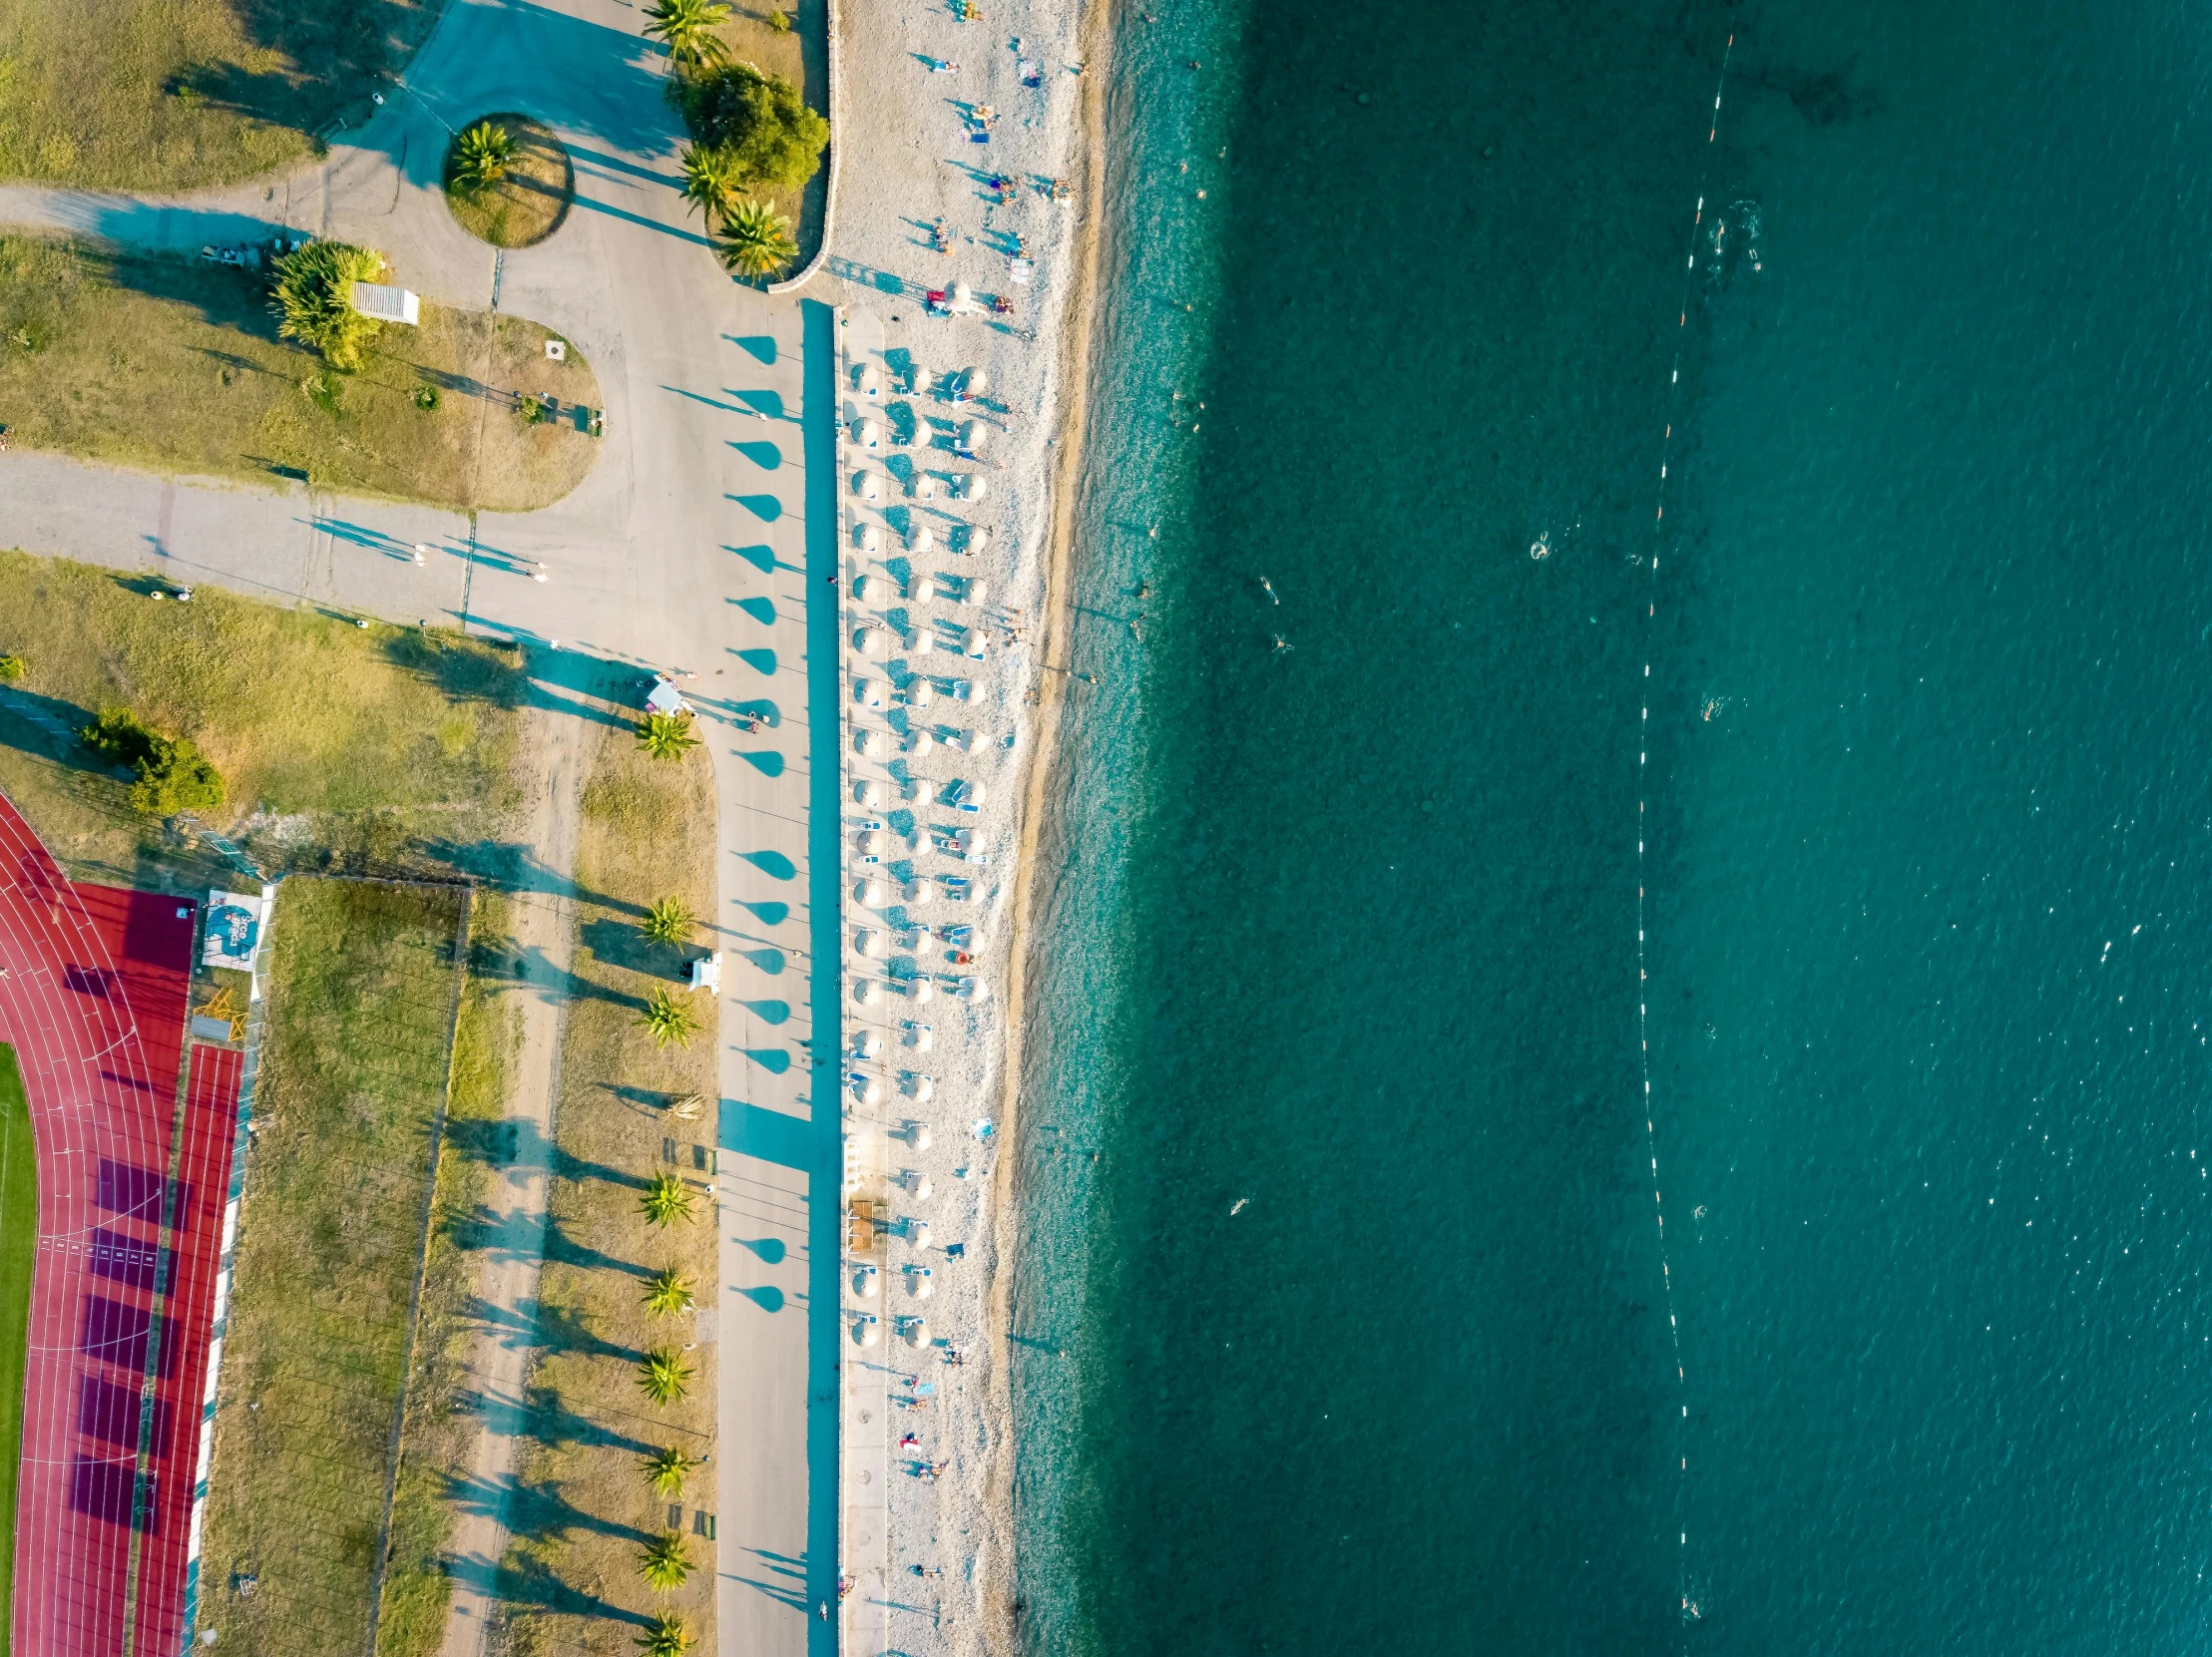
81;706;226;817
415;384;440;411
269;239;388;371
766;8;792;31
0;653;22;681
674;64;827;194
451;121;517;196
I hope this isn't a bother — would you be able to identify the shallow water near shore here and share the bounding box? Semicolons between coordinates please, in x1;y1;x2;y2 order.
1017;1;2212;1650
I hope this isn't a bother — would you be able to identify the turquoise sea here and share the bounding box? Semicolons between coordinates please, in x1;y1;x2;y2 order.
1015;2;2212;1650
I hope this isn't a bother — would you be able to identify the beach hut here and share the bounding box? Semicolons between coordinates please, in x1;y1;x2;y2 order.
854;626;888;657
907;524;936;553
852;470;883;500
957;420;987;456
853;778;887;809
854;678;888;708
856;879;893;908
854;523;882;553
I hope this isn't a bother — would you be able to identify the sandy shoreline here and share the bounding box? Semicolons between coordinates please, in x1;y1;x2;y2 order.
820;0;1119;1650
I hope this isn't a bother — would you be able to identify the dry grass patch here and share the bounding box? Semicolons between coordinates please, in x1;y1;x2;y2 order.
499;723;719;1656
0;234;602;510
0;0;444;190
446;115;574;249
0;548;527;889
195;877;469;1655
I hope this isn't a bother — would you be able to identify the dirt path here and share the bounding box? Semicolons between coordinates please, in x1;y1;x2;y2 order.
439;698;587;1657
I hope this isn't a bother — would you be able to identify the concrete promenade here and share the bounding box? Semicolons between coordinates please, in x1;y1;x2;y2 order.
0;2;839;1653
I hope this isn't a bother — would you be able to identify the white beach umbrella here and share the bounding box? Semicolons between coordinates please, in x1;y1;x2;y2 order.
854;928;887;960
855;728;892;759
906;679;936;708
910;575;936;602
904;1317;930;1347
912;474;939;500
854;1268;880;1298
854;626;888;657
853;1031;884;1059
854;678;888;708
908;1270;934;1299
905;731;936;759
854;418;882;448
854;362;881;397
963;529;991;560
855;522;882;553
907;524;937;553
959;577;989;607
954;474;987;502
905;1120;934;1149
907;1073;936;1103
905;977;935;1005
909;1221;933;1251
852;1071;886;1103
853;980;882;1006
857;879;892;908
853;779;886;809
903;879;935;905
958;420;987;454
854;1317;881;1347
963;366;989;398
854;829;889;857
910;631;936;656
962;630;988;660
852;470;882;500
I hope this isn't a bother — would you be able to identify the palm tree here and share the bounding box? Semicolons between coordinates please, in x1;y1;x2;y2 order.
679;144;737;227
639;987;701;1049
643;0;731;71
453;121;517;195
636;1613;691;1657
643;895;695;949
640;1170;697;1228
641;1531;694;1591
644;1266;696;1316
637;710;700;761
638;1346;694;1406
715;200;799;279
642;1444;693;1497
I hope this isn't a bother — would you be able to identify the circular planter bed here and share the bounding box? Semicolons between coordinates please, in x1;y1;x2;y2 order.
444;113;573;248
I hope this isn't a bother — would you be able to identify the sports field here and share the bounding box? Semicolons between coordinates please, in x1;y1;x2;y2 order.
0;1042;38;1655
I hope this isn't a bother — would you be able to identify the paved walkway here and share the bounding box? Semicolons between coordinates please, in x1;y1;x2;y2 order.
0;3;839;1653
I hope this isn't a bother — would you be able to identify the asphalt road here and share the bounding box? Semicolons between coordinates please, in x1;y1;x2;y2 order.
0;3;838;1653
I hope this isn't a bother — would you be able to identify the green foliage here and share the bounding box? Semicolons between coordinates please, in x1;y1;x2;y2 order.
678;143;737;227
643;1266;695;1316
640;1531;693;1591
414;383;440;411
636;709;699;761
642;1445;693;1497
675;63;828;195
638;989;701;1050
80;705;226;817
642;896;694;949
640;1170;696;1228
715;200;798;279
766;7;793;31
451;120;516;195
636;1346;693;1406
518;393;551;427
644;0;732;71
636;1614;691;1657
269;239;387;371
0;653;22;681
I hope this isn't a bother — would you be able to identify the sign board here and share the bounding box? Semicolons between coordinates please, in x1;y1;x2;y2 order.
349;281;421;325
203;890;266;970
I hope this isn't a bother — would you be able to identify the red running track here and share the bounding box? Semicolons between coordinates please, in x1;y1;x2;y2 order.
0;792;238;1657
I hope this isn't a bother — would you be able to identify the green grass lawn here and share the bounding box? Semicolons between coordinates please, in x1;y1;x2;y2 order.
0;1043;35;1657
0;235;602;511
500;724;718;1655
0;548;527;892
193;878;468;1656
0;0;446;191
